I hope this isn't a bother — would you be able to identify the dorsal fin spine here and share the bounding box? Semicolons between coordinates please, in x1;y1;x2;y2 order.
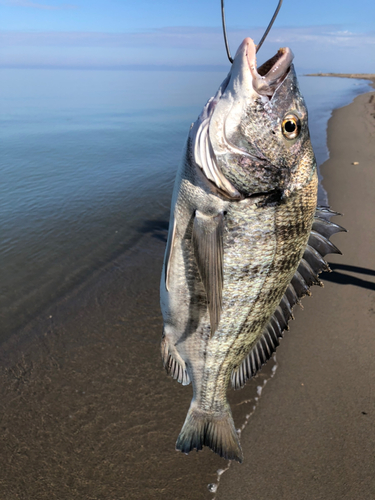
231;205;345;390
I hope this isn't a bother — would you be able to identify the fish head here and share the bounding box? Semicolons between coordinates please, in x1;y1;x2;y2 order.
201;38;316;199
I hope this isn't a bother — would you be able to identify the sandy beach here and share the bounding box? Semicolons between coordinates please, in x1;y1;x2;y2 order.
0;84;374;499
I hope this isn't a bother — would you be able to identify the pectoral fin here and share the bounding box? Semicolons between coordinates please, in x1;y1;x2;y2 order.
165;217;177;292
192;210;224;336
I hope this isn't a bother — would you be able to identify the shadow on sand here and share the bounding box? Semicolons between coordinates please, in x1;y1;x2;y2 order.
323;263;375;291
138;219;169;242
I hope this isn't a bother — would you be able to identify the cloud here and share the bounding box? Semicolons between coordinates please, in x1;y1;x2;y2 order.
1;25;374;72
1;0;77;10
0;27;223;49
268;25;375;46
1;25;374;48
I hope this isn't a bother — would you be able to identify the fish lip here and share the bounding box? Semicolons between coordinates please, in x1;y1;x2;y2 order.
235;37;294;97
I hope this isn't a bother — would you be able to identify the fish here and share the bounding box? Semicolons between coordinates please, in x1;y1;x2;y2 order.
160;37;344;463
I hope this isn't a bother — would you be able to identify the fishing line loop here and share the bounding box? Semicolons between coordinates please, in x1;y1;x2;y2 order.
221;0;283;63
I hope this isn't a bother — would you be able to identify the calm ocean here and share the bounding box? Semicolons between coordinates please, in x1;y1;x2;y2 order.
0;68;371;339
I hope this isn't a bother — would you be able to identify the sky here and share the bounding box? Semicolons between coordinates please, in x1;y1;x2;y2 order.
1;0;374;72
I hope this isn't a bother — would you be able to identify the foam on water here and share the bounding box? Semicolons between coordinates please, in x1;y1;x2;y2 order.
207;355;279;498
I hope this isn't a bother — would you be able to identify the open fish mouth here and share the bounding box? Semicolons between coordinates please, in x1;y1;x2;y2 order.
191;37;296;200
236;37;294;97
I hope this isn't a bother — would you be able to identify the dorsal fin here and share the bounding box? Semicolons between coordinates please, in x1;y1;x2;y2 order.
231;206;346;390
192;210;224;336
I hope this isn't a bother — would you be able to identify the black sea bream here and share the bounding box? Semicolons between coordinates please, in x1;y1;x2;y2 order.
160;38;344;462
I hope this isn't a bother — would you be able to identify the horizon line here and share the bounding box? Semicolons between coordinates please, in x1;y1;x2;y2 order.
0;63;323;73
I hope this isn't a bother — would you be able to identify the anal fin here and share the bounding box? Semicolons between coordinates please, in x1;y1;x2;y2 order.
161;335;190;385
192;210;224;336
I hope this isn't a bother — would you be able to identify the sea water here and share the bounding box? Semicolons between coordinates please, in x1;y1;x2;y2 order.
0;68;371;339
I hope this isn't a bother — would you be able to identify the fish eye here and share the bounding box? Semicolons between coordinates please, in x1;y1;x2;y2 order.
282;114;301;140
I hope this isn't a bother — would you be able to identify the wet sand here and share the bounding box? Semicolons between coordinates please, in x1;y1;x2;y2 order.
1;88;374;498
0;220;275;498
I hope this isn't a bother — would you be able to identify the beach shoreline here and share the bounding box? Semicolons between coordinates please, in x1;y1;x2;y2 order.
0;80;374;498
306;72;375;83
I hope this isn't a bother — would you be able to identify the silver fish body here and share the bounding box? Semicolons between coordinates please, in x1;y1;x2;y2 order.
160;38;343;462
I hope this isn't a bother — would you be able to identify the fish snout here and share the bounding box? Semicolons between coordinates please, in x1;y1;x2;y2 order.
233;37;294;98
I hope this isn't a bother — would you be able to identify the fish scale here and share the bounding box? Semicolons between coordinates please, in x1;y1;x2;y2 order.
160;37;343;462
200;201;277;407
200;174;317;410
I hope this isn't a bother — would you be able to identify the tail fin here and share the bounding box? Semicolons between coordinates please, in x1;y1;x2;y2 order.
175;401;243;463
